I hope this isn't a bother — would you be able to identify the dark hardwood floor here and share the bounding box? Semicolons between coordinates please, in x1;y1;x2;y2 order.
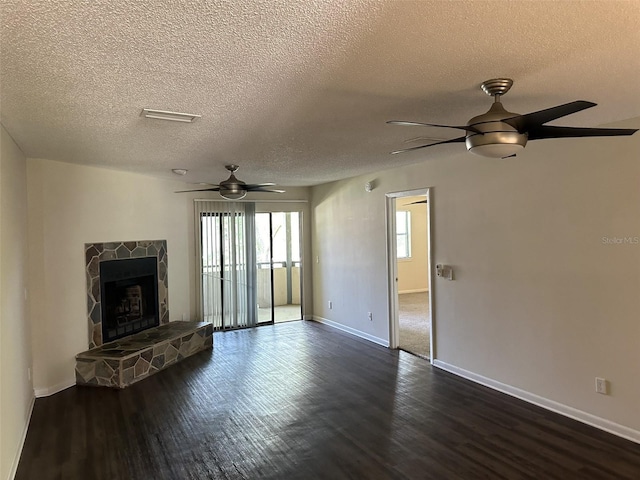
16;321;640;479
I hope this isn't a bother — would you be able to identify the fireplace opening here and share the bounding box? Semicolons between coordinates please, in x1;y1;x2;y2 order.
100;257;159;343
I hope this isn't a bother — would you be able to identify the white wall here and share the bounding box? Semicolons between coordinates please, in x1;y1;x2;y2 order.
311;119;640;438
397;196;428;293
1;125;33;480
26;159;195;395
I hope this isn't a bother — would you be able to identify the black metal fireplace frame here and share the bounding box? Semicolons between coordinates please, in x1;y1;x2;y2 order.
99;257;160;343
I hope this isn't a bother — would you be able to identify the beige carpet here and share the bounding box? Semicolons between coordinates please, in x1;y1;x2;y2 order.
398;292;430;359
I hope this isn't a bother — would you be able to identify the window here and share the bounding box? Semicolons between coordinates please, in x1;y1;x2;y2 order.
396;210;411;259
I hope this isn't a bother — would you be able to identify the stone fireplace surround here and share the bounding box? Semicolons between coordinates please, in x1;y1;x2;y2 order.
79;239;214;389
85;240;169;349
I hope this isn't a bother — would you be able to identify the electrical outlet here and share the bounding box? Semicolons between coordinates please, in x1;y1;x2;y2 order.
368;312;373;321
328;301;332;310
595;377;608;395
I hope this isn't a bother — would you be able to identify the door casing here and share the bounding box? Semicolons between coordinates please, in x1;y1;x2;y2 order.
385;188;435;362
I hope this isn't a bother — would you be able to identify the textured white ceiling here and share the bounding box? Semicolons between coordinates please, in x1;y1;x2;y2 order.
2;0;639;186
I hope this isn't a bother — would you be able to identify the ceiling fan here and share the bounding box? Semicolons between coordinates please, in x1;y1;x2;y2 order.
176;164;284;200
388;78;638;158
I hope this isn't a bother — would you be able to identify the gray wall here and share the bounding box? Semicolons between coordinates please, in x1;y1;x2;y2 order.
310;118;640;438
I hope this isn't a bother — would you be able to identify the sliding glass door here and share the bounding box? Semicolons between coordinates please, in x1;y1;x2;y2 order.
255;212;302;323
196;202;302;329
196;201;257;330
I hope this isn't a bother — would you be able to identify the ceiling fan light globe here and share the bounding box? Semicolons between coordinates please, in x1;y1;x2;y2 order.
468;142;525;158
465;128;527;157
465;110;528;158
219;188;247;200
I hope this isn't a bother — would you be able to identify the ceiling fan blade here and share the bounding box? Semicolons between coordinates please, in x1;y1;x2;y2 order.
247;187;285;193
403;135;450;144
503;101;597;132
404;199;427;205
175;187;221;193
245;182;277;188
387;120;481;134
391;136;466;155
528;125;638;140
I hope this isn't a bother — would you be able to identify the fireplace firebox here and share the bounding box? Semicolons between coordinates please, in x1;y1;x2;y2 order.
100;257;159;343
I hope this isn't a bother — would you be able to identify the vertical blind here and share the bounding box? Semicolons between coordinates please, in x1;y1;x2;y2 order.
194;201;257;330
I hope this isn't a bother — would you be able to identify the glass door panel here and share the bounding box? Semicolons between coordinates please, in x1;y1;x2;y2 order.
199;205;257;330
253;211;302;323
255;213;273;324
271;212;302;323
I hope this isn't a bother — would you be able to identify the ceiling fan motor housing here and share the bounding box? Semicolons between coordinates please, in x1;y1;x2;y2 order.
465;101;528;157
219;173;248;199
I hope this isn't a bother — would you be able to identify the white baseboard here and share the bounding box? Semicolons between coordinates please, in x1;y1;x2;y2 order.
34;378;75;398
432;360;640;445
8;393;35;480
310;316;389;347
398;288;428;294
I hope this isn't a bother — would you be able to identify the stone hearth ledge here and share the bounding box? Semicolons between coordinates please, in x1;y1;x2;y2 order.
75;321;213;389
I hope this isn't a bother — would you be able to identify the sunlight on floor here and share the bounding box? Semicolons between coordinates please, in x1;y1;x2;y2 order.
258;304;302;323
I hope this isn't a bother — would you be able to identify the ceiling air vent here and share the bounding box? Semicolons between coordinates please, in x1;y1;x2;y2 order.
141;108;201;123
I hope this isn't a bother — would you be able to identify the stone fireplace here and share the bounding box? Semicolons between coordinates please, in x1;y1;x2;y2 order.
79;239;213;389
85;240;168;349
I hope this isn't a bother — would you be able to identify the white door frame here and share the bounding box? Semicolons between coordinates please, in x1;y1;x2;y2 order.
385;188;435;362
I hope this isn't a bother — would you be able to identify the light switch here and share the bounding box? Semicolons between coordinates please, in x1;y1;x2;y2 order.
436;264;454;280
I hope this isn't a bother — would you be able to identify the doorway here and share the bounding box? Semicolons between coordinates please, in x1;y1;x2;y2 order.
386;189;433;361
255;212;302;323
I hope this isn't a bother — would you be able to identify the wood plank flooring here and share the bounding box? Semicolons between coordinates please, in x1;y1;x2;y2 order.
16;321;640;479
